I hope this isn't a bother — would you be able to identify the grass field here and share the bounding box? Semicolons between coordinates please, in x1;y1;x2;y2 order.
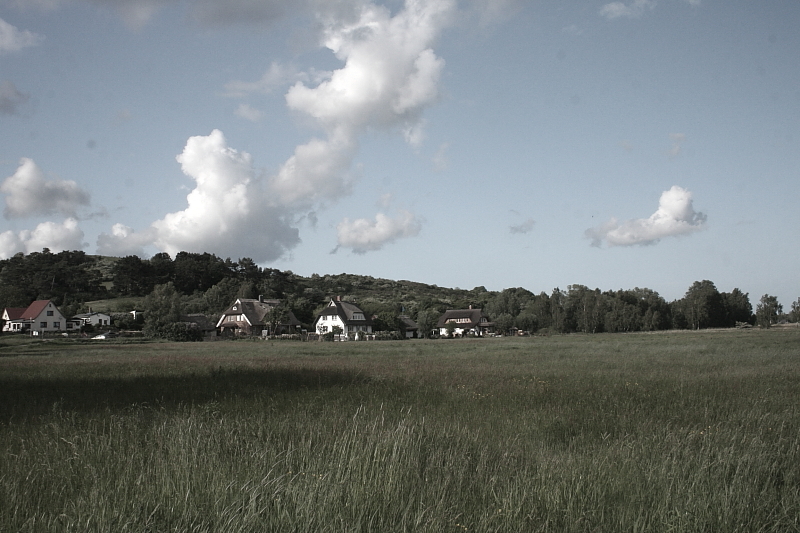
1;330;798;532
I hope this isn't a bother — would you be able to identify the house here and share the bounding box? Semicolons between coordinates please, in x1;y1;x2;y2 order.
216;296;301;336
399;315;420;338
2;307;27;332
313;297;373;340
4;300;69;335
437;306;493;337
73;311;112;328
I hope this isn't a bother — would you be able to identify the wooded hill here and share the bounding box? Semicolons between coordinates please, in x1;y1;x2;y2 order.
0;249;794;335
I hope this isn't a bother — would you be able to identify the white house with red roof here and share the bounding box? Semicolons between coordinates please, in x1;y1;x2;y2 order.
2;300;68;334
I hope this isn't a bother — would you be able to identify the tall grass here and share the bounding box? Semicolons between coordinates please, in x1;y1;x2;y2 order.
1;330;798;532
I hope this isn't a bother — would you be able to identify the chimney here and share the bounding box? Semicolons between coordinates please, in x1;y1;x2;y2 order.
337;295;341;302
258;295;263;303
468;305;472;310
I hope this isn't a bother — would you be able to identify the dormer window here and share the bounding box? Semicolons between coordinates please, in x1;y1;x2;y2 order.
232;306;237;310
352;313;364;320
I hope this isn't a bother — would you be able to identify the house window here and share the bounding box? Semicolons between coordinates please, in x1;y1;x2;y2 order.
53;322;60;329
232;306;238;310
40;322;47;328
47;311;54;316
67;323;73;329
352;313;364;320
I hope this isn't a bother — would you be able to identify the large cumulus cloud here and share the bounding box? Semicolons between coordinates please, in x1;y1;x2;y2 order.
586;186;707;247
98;0;449;259
0;218;84;259
97;130;300;261
269;0;454;208
1;158;92;219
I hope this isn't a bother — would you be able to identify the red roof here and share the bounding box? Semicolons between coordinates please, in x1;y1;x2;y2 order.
21;300;53;320
3;308;26;320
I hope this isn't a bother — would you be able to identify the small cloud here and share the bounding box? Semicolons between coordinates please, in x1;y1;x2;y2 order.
1;158;92;219
224;62;299;98
0;17;44;54
0;80;30;115
599;0;656;20
510;217;535;235
562;24;583;36
585;185;706;246
336;210;422;254
432;142;449;171
377;193;393;209
0;218;85;259
234;103;262;122
668;132;686;158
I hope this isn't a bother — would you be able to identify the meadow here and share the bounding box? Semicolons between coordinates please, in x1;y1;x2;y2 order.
0;330;798;532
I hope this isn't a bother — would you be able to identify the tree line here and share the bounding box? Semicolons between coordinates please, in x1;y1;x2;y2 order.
0;249;797;335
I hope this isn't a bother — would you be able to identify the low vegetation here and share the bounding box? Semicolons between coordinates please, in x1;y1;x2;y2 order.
1;329;798;532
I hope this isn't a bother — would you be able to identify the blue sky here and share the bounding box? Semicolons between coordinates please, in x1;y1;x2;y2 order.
1;0;798;307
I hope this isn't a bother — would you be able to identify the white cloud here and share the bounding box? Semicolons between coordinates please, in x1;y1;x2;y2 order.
1;158;92;219
599;0;656;20
234;103;263;122
0;80;30;115
0;218;85;259
269;0;454;207
336;210;422;254
585;186;706;247
0;17;43;54
95;223;154;257
98;130;300;261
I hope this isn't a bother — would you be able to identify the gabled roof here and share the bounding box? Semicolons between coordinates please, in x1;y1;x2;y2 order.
2;308;27;320
399;316;418;330
216;298;301;328
21;300;56;320
315;299;373;326
436;308;490;328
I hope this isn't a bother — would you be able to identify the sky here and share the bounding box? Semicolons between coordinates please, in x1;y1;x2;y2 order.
1;0;798;307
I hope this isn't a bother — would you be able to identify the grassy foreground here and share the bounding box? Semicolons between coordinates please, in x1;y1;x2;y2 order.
0;330;798;532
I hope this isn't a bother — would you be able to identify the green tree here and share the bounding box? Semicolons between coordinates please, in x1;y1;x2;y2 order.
415;309;438;339
721;288;753;326
755;294;782;328
791;298;800;324
679;280;725;330
143;283;183;339
493;313;514;335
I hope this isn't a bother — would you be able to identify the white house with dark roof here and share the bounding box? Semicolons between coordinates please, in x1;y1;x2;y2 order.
437;306;493;337
73;311;112;328
313;297;373;339
216;296;301;336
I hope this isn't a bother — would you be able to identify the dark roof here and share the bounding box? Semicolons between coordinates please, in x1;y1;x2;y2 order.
217;298;301;328
3;308;26;320
436;308;490;328
399;316;418;330
314;299;374;327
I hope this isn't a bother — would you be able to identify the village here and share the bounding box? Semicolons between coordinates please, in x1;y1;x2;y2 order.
1;296;497;341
